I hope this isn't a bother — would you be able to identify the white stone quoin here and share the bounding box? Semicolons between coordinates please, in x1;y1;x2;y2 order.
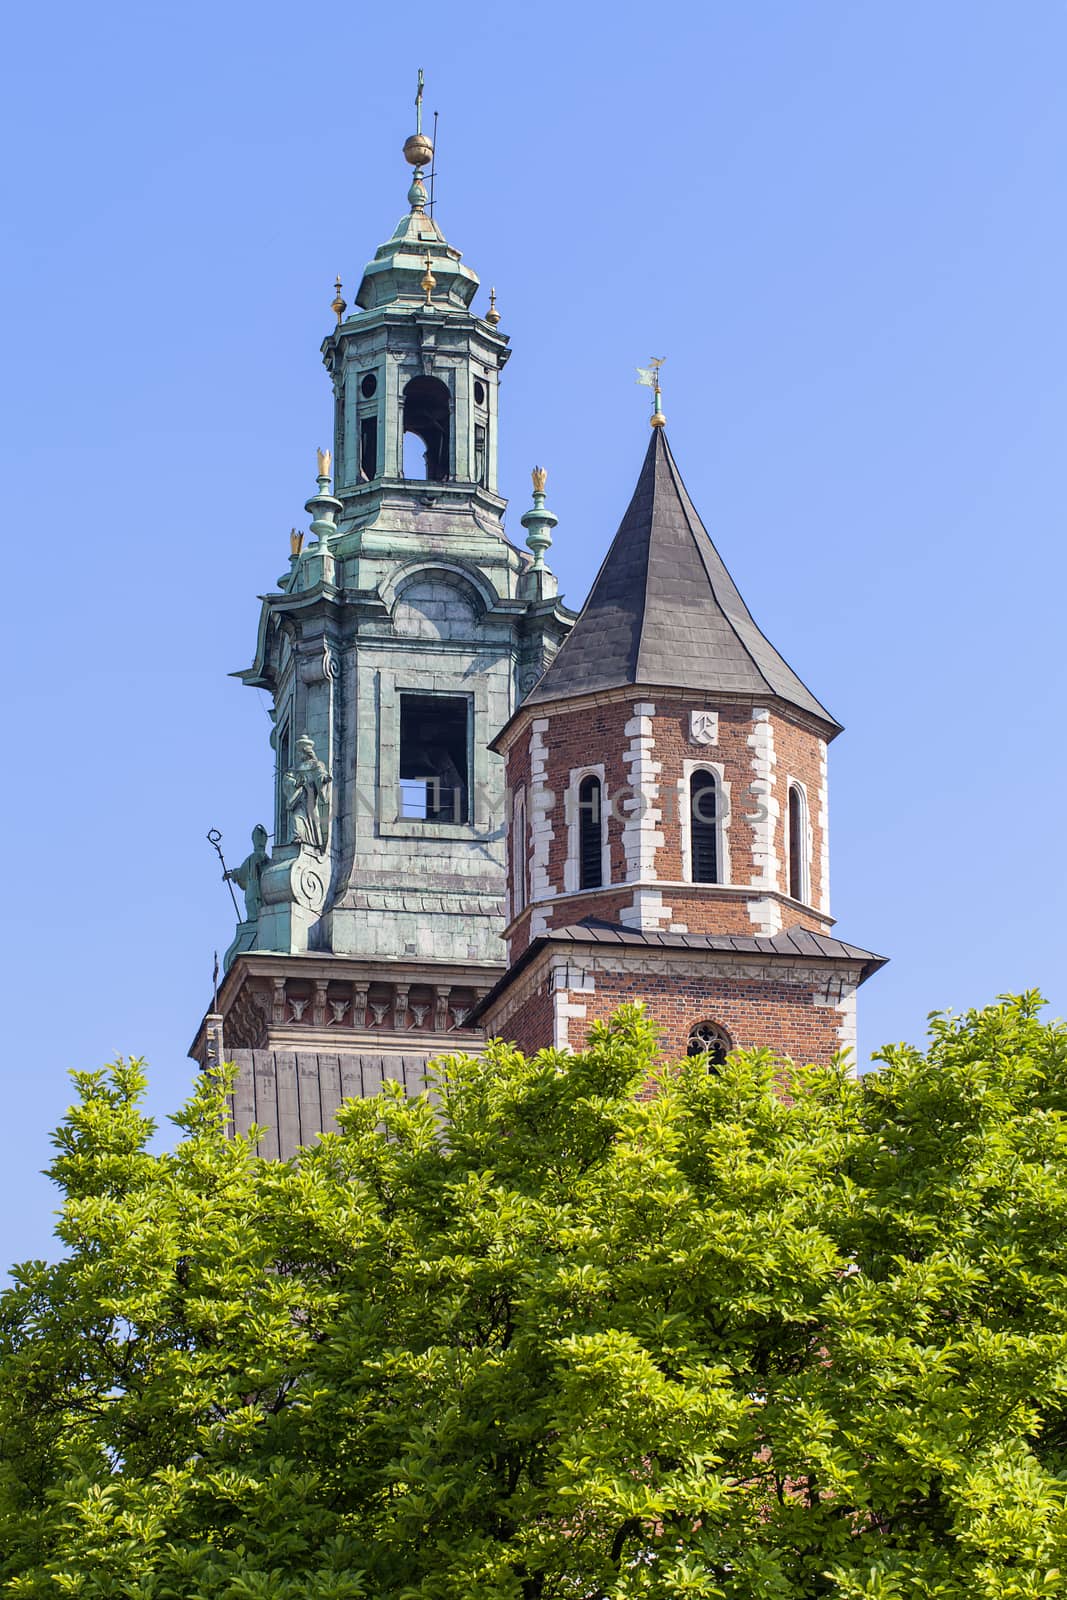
747;708;782;935
818;737;831;915
526;718;555;940
619;702;671;930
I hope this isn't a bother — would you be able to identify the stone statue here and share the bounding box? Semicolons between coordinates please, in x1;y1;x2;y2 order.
224;824;270;921
284;734;332;851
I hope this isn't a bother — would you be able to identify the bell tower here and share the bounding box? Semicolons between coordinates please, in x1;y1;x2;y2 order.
192;94;573;1144
323;112;509;532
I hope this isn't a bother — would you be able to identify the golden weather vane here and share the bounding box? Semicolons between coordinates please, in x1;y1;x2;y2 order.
636;357;667;429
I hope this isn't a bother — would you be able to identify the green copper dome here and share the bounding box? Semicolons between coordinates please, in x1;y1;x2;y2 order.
355;199;480;312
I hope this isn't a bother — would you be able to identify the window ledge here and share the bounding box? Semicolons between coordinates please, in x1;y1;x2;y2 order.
378;817;486;842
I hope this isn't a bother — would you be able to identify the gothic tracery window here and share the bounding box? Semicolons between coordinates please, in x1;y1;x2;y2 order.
687;1020;732;1066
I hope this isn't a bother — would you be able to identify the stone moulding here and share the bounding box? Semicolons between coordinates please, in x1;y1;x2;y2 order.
190;951;503;1068
478;941;868;1041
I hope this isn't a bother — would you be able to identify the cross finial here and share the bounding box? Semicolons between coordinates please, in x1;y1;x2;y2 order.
636;356;667;428
403;69;434;184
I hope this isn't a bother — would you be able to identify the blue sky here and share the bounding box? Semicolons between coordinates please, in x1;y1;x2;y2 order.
1;1;1065;1269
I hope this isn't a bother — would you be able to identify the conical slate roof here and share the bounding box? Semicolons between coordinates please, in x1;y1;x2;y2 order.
524;428;840;733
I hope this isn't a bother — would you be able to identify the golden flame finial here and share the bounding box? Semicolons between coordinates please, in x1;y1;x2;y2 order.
421;251;437;306
331;274;347;326
290;528;305;557
531;465;547;494
316;447;332;480
486;286;501;326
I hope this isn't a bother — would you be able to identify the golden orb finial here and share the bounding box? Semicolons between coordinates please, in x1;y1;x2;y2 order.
331;274;346;326
486;286;501;326
404;132;434;168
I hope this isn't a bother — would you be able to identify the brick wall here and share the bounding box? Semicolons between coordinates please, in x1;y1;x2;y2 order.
508;888;827;953
651;703;760;884
566;968;846;1061
486;977;556;1054
771;711;828;913
503;694;833;948
491;963;849;1064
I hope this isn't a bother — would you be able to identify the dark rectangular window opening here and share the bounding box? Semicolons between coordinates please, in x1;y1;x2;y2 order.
399;694;470;823
360;416;378;481
474;423;486;486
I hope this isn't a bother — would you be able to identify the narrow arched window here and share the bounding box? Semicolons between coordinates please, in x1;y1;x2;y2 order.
512;789;527;916
402;376;451;481
788;783;808;902
690;770;719;884
578;775;602;890
687;1020;732;1067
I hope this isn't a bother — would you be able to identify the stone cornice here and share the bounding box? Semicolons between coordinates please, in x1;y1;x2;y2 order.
491;686;836;756
502;883;836;943
190;951;504;1062
476;937;872;1030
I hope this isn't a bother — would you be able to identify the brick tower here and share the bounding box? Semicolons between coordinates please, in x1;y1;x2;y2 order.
476;420;884;1061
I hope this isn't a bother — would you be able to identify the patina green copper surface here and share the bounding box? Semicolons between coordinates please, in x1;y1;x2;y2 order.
226;113;573;969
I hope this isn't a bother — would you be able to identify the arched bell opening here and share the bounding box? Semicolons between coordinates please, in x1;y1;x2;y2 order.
402;376;451;481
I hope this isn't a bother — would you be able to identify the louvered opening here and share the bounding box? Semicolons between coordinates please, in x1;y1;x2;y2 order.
788;784;806;901
690;770;719;884
578;775;603;890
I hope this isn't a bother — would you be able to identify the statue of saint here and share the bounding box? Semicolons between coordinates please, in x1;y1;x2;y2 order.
224;824;270;921
284;734;332;851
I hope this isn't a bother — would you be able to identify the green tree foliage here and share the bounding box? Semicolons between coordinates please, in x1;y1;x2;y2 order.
2;997;1067;1597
